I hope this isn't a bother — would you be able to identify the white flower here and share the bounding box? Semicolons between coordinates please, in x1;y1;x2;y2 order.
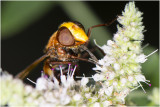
92;74;104;81
44;92;57;103
101;45;113;55
98;88;105;96
85;93;91;99
114;63;120;71
61;75;67;86
73;94;81;101
26;97;34;103
122;88;130;96
83;87;90;92
66;76;75;87
39;103;56;107
121;78;127;86
113;33;120;40
102;101;112;106
47;81;54;90
107;72;115;80
107;40;115;46
98;59;105;65
93;56;116;72
81;77;89;86
53;77;59;89
115;89;130;104
93;102;100;107
104;86;113;96
61;95;71;105
119;69;125;75
103;56;115;66
91;2;151;105
113;81;118;86
104;81;110;87
123;37;129;41
128;76;134;81
36;77;48;91
93;65;104;71
90;97;98;103
130;22;137;26
60;89;71;105
135;74;146;82
38;97;47;106
25;85;33;94
136;54;147;63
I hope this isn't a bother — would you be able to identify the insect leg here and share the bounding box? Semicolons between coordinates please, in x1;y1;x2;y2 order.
81;46;105;58
81;45;98;61
71;56;101;66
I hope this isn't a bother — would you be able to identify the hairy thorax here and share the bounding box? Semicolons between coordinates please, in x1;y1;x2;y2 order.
47;44;81;62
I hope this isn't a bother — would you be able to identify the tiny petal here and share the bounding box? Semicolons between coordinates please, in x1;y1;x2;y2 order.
98;59;105;65
85;93;91;99
113;81;118;86
73;94;81;101
92;65;103;71
105;86;113;96
93;102;100;107
114;63;120;71
102;101;112;106
101;45;113;55
131;22;137;26
66;76;74;87
36;77;48;91
107;40;114;46
25;85;33;94
61;75;67;86
81;77;89;86
123;37;129;41
47;81;54;89
120;69;125;74
92;74;104;81
107;72;115;80
61;95;71;105
135;74;146;82
53;77;59;88
114;33;120;40
136;54;147;63
98;88;105;96
121;78;127;85
128;76;134;81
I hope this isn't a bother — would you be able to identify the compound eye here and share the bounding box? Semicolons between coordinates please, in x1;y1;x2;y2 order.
57;27;75;46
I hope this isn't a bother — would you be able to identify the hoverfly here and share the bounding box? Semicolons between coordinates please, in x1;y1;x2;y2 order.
16;20;116;80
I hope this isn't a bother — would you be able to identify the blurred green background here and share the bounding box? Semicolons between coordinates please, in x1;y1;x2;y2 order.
1;1;159;106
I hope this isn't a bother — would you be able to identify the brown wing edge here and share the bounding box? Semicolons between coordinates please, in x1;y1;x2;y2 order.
15;54;48;80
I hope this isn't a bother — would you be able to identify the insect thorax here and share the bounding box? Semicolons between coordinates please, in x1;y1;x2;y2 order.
47;44;83;62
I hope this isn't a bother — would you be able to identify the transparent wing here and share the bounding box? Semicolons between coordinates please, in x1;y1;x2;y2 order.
16;54;48;80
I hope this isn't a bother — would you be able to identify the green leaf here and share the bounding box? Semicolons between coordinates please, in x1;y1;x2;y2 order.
126;89;151;106
2;1;55;39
